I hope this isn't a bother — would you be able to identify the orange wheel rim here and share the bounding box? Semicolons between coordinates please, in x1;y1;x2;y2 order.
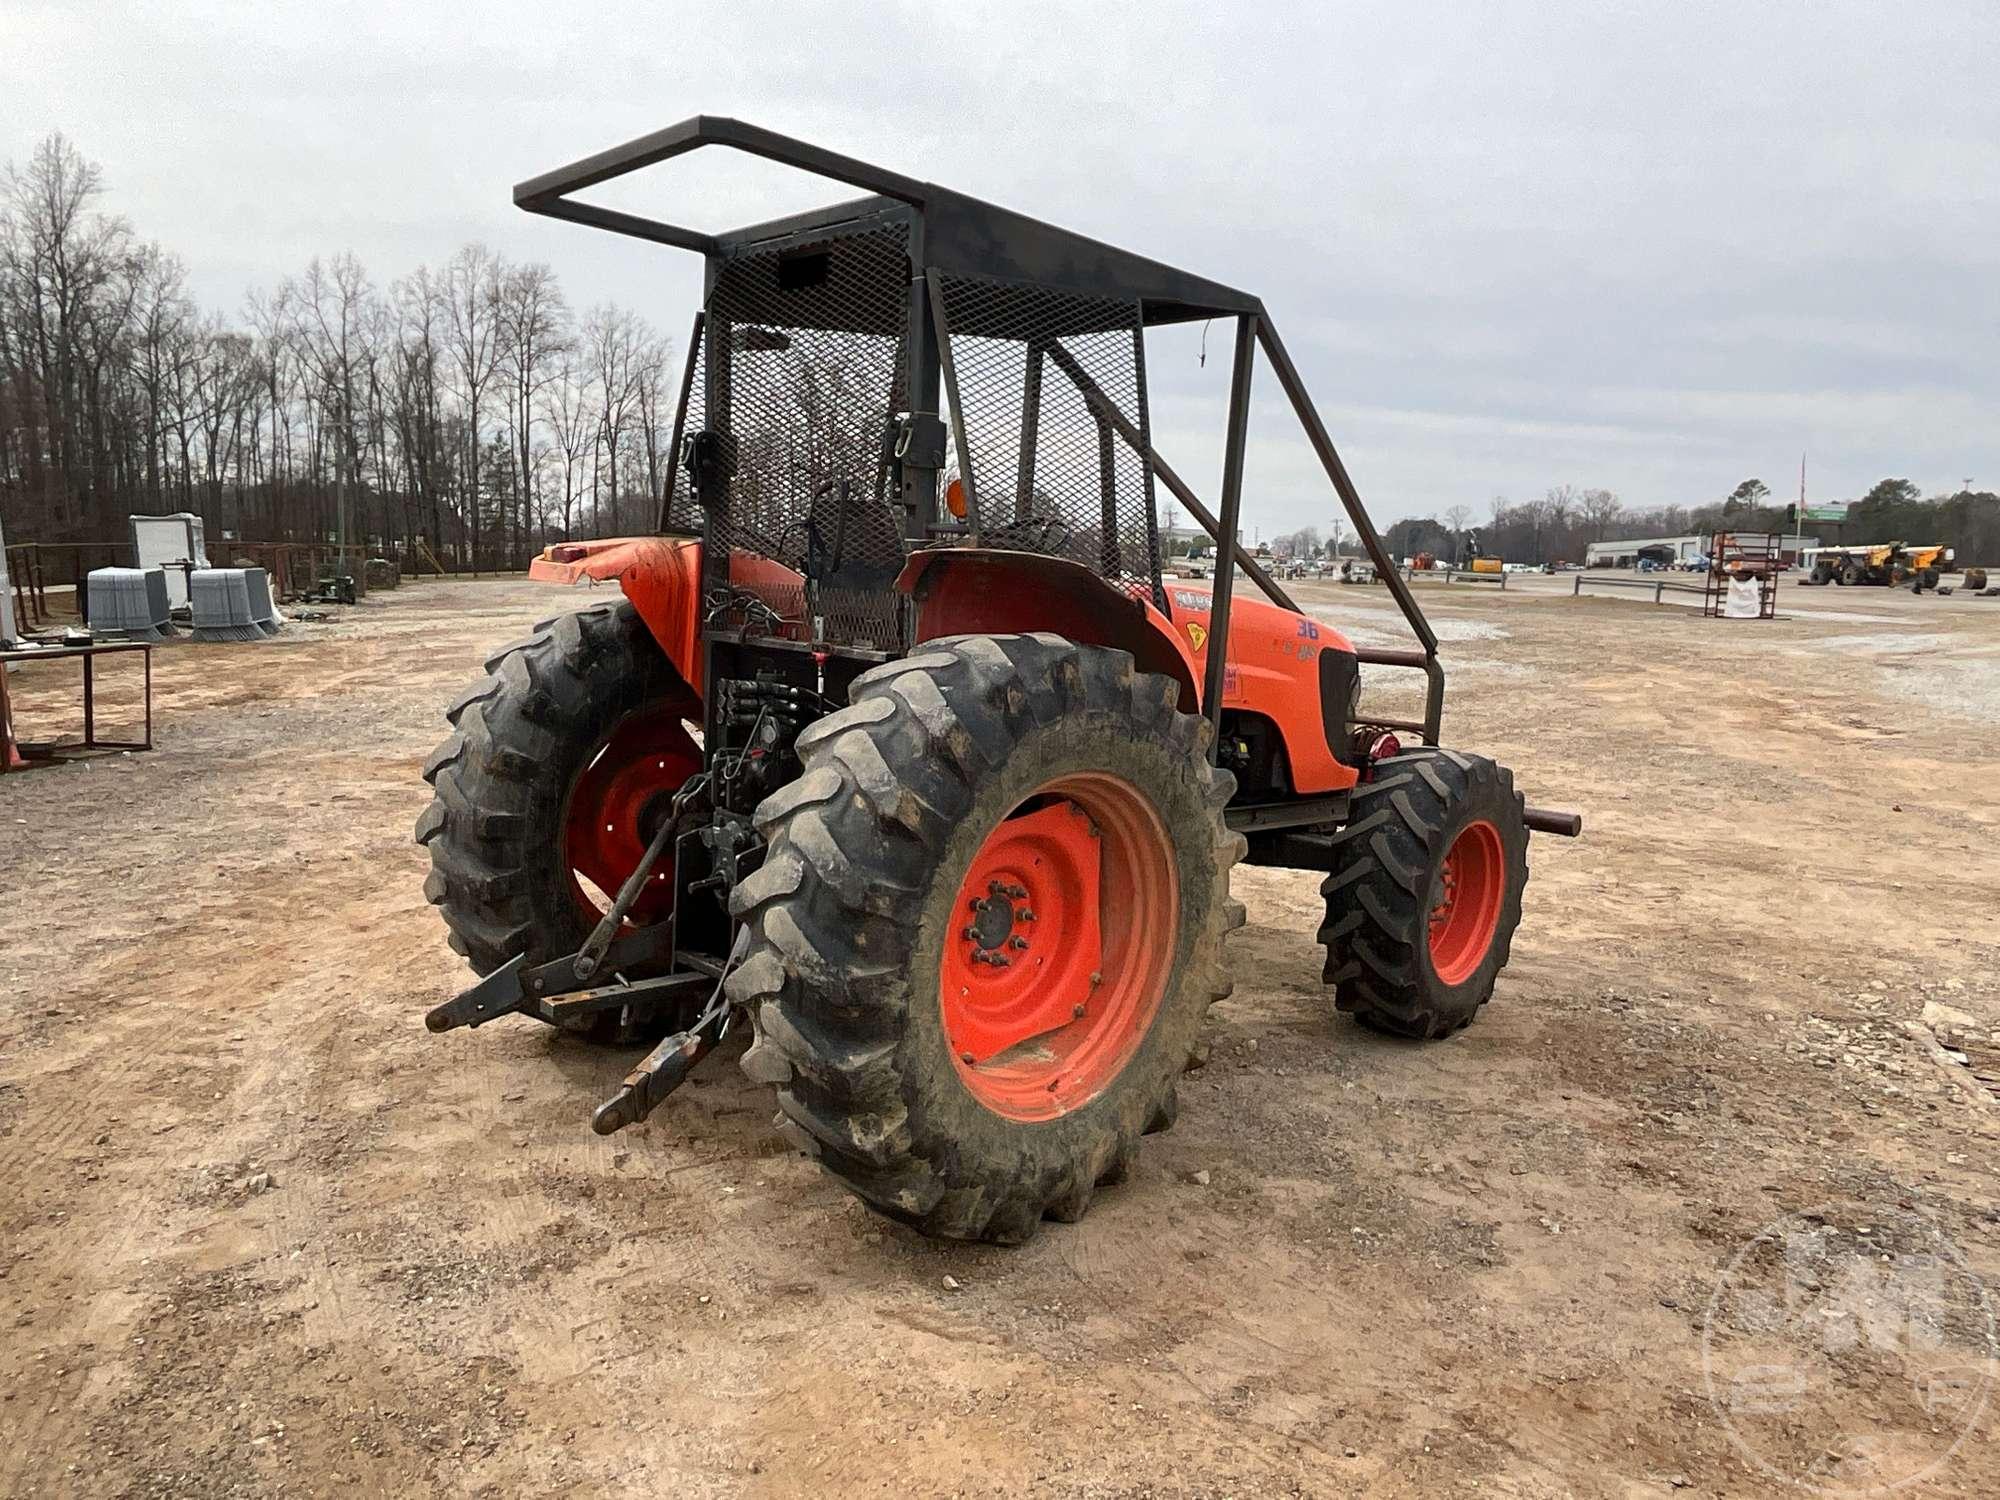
940;773;1178;1122
1427;818;1505;986
562;705;700;925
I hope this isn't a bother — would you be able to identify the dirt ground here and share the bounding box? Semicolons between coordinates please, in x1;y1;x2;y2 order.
3;570;1997;1498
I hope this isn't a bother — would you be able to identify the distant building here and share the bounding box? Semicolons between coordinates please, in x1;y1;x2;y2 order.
1584;534;1708;567
1583;533;1820;567
1773;534;1821;565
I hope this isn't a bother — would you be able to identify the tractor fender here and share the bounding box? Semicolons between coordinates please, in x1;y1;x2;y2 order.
531;538;706;695
531;537;808;699
896;550;1356;795
896;549;1201;708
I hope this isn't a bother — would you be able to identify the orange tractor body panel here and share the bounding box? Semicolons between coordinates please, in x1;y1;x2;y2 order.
1157;579;1357;795
530;538;705;692
535;539;1359;797
897;549;1354;793
530;537;804;700
896;549;1203;703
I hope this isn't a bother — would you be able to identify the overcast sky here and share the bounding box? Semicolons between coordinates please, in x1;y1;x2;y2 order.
6;1;1996;538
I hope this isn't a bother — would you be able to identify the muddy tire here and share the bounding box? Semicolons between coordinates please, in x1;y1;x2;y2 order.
727;634;1243;1243
416;600;700;1035
1318;748;1528;1040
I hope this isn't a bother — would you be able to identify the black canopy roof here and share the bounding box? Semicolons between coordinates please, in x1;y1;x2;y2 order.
514;116;1261;327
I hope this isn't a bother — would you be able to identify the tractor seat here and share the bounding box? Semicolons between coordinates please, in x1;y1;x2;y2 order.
804;478;906;595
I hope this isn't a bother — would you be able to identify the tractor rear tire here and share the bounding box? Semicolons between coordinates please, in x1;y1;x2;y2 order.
1918;566;1940;592
727;634;1243;1243
416;599;700;1036
1318;748;1528;1040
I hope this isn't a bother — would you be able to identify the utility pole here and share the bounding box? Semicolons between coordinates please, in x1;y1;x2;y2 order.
1796;451;1805;544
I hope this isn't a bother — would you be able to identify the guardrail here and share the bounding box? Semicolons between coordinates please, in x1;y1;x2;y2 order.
1572;574;1706;605
1399;566;1507;588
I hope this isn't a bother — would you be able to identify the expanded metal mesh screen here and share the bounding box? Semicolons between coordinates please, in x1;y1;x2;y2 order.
668;227;1170;647
695;221;913;652
936;275;1163;604
660;325;704;536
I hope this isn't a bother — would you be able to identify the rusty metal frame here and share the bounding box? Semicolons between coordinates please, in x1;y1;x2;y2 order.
1;640;154;774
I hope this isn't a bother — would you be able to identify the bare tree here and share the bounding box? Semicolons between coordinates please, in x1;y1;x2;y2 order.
493;261;568;565
539;346;594;539
0;132;140;535
584;303;645;536
1542;483;1579;564
160;310;217;508
442;243;502;565
1580;487;1622;541
184;322;260;521
388;266;453;558
129;245;193;506
632;328;677;526
244;283;303;541
287;253;379;556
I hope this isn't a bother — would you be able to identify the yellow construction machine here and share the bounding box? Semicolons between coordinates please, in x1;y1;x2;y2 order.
1457;529;1506;574
1804;541;1953;591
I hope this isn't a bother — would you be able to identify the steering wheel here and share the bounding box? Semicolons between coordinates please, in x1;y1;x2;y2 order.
991;512;1073;555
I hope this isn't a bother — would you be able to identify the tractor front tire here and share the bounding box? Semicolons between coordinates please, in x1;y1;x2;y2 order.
1318;748;1528;1040
417;600;700;1035
728;634;1243;1243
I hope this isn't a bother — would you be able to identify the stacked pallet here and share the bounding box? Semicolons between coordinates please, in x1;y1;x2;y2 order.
86;568;178;641
191;568;284;642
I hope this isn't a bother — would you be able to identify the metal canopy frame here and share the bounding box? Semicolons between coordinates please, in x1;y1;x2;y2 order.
518;116;1443;744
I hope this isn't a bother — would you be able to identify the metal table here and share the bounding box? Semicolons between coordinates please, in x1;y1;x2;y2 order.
0;639;154;773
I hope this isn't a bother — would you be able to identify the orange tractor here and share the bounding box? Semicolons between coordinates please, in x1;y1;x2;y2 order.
418;119;1580;1242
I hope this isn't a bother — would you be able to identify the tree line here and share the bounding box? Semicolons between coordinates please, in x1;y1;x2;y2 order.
0;133;682;569
1379;478;1999;568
